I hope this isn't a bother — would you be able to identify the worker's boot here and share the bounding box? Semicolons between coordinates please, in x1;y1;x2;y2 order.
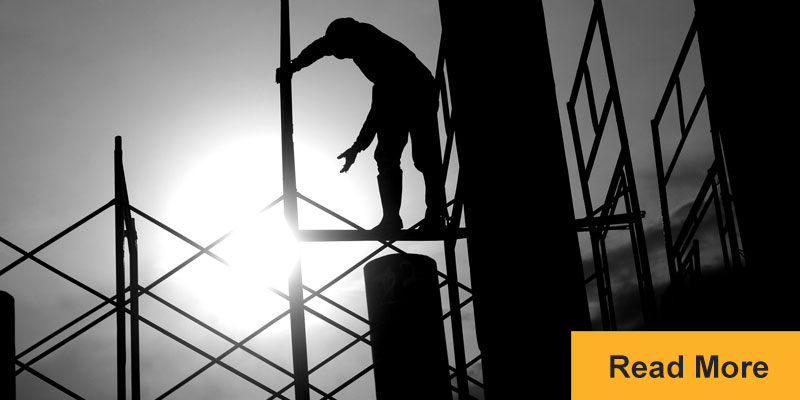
418;170;446;233
372;172;403;233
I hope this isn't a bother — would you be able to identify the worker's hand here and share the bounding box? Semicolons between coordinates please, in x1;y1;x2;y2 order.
337;147;359;173
275;64;294;84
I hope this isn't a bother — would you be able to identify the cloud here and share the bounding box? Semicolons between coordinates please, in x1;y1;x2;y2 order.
583;195;734;330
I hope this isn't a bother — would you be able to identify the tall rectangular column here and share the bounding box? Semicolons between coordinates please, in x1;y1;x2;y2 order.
439;1;592;397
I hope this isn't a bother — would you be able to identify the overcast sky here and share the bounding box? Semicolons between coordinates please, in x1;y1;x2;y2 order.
0;0;713;398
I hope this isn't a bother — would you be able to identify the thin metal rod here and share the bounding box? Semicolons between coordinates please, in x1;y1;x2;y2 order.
17;299;121;375
152;301;297;398
303;306;370;346
279;1;309;398
132;207;291;302
297;193;408;253
267;381;333;400
114;136;126;400
711;179;732;270
142;288;293;377
129;195;283;267
652;120;678;282
320;364;374;400
138;314;290;400
296;228;467;242
0;200;114;277
441;297;474;321
308;331;371;375
302;285;369;325
15;300;103;360
444;181;469;397
595;0;656;327
15;361;85;400
117;143;141;400
0;236;111;303
654;17;699;123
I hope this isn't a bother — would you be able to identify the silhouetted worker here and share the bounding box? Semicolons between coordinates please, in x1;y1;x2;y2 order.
276;17;446;233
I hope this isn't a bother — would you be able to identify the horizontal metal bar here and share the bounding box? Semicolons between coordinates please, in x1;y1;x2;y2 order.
574;213;640;230
301;242;397;303
297;228;467;242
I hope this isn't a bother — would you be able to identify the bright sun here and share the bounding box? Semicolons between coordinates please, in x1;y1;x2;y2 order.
159;133;371;335
162;135;298;334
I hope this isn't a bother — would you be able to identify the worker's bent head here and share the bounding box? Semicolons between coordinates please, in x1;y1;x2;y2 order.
326;17;359;59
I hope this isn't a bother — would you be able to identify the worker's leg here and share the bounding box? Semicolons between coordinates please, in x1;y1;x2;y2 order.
372;121;409;232
410;99;446;232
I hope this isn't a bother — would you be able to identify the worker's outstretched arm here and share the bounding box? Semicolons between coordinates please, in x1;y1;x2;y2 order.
276;37;332;83
338;105;378;173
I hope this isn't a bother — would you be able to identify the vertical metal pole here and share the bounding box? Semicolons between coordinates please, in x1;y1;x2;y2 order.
279;1;310;399
114;136;127;400
710;173;732;270
444;198;469;397
1;291;14;400
128;218;140;400
651;121;678;285
436;14;473;396
595;0;656;328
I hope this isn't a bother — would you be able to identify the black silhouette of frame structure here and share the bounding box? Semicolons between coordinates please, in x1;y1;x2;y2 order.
566;0;657;330
651;15;743;286
0;1;480;399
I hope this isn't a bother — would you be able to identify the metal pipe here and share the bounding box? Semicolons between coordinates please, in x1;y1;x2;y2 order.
113;136;127;400
279;1;310;398
595;0;656;327
127;217;140;400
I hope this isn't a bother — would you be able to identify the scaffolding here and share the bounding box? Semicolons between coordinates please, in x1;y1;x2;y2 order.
0;1;481;399
567;0;657;330
651;14;743;286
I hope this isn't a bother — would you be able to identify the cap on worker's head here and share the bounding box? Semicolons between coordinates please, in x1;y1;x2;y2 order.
326;17;358;38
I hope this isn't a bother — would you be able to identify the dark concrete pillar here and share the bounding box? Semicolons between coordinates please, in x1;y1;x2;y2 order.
364;254;450;400
438;0;591;397
1;291;15;399
694;0;800;329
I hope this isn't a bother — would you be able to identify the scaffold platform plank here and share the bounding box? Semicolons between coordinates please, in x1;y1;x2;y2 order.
296;228;468;242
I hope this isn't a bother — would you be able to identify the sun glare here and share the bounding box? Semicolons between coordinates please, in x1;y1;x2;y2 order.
161;133;372;334
163;135;298;333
